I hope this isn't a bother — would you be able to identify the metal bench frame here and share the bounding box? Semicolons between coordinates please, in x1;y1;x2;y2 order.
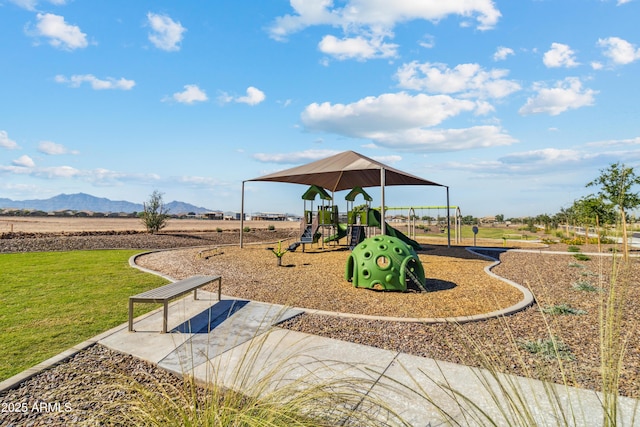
128;275;222;333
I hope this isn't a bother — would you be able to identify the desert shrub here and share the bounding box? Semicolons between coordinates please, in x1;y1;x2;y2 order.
518;336;575;361
572;281;601;292
268;224;276;231
567;245;581;252
562;237;585;245
541;303;587;315
574;253;591;261
216;227;223;233
243;226;251;232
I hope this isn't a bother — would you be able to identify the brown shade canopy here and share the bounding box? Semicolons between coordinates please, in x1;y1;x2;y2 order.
247;150;444;191
240;150;450;247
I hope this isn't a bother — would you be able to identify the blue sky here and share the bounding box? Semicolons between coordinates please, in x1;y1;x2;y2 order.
1;0;639;218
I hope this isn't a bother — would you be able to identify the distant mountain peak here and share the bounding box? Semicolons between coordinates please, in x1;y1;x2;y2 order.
0;193;212;214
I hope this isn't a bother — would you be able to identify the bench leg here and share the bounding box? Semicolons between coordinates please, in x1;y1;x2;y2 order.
128;299;134;332
162;301;169;333
218;277;222;301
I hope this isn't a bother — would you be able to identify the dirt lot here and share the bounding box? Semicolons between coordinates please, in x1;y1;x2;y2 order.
0;216;298;233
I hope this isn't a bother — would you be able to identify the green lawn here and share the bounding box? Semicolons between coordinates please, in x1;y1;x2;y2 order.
418;224;536;240
0;250;168;381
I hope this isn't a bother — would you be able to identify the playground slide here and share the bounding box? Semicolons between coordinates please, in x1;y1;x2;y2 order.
324;223;348;243
367;209;421;251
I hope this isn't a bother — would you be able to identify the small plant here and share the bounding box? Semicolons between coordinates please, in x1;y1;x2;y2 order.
568;262;584;268
268;224;276;231
567;245;581;252
271;240;288;266
574;253;591;261
243;226;251;233
216;227;223;233
572;281;601;292
518;336;575;361
541;303;587;315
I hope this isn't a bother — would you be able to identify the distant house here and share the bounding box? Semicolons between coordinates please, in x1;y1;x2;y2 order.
224;211;241;220
203;211;224;220
251;212;287;221
480;216;497;224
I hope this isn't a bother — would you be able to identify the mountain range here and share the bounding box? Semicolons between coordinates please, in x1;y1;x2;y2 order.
0;193;213;214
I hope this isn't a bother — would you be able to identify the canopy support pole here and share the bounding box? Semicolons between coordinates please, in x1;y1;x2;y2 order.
380;167;386;235
240;180;245;248
446;186;451;248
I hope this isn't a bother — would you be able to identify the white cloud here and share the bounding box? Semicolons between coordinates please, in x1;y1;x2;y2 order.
318;32;398;60
303;92;477;133
252;149;342;164
167;84;208;104
543;43;579;68
597;36;640;65
147;12;186;52
219;86;266;106
519;77;597;116
458;144;640;179
418;34;435;49
585;136;640;148
301;92;516;151
493;46;514;61
395;61;521;99
9;0;66;11
12;155;35;168
54;74;135;90
0;130;19;150
38;140;78;155
236;87;266;105
269;0;501;41
32;13;88;50
366;126;517;152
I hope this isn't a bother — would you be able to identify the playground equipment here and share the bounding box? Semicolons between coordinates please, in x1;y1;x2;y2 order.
345;235;427;292
296;184;423;251
384;206;463;244
298;185;338;250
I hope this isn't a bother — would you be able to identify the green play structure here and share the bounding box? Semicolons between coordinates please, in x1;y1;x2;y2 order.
345;235;427;292
295;185;422;252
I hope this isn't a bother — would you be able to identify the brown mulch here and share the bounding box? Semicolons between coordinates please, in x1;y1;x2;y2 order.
135;239;640;399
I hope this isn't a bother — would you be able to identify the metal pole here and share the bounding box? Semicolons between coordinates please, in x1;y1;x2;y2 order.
380;167;386;235
446;186;451;248
240;180;245;248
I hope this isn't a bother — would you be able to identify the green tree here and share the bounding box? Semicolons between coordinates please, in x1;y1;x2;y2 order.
572;196;615;243
140;190;170;234
587;162;640;254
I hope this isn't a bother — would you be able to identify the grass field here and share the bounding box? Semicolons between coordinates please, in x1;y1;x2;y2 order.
0;250;168;381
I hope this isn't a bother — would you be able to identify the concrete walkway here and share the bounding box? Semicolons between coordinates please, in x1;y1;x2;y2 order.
96;290;639;427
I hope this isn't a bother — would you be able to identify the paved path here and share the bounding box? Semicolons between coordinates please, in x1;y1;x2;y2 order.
95;290;639;426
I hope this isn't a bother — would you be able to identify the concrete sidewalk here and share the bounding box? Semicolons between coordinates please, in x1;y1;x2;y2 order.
98;290;640;427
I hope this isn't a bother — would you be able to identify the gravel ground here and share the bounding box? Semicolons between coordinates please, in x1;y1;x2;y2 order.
1;231;639;425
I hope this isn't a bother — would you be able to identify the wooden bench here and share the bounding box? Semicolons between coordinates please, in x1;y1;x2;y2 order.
128;275;222;333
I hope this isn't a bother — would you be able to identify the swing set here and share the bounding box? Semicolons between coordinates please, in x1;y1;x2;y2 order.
384;206;463;244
